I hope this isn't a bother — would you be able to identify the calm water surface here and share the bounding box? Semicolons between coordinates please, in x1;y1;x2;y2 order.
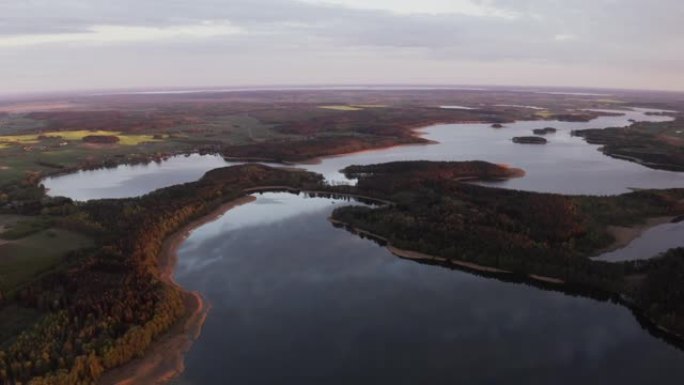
171;193;684;385
40;107;684;383
43;108;683;199
595;221;684;262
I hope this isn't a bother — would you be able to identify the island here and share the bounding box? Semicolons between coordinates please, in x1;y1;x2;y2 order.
533;127;558;135
513;136;548;144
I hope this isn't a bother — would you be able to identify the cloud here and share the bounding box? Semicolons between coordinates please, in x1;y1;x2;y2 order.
0;0;683;92
296;0;520;18
0;22;243;47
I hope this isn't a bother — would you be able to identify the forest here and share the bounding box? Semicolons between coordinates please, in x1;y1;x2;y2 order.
1;89;683;383
573;118;684;171
0;165;324;385
1;158;684;384
328;161;684;336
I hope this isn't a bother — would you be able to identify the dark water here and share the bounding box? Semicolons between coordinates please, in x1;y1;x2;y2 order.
171;193;684;385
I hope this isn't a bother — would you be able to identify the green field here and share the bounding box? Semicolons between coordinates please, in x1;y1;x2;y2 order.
0;129;160;146
0;304;41;346
0;228;93;292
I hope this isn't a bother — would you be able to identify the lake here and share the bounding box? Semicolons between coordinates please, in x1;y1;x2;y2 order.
40;107;684;383
171;192;684;385
43;108;683;199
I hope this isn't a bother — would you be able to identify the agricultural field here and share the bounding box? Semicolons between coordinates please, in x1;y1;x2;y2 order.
0;215;93;293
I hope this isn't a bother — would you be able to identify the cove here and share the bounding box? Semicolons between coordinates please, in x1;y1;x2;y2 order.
172;192;684;385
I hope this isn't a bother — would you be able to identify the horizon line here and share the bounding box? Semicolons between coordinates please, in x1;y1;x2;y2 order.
2;83;684;102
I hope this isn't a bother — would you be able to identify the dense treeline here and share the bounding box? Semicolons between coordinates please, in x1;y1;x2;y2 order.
0;165;323;385
344;161;523;184
632;248;684;335
329;161;684;334
573;118;684;172
268;105;511;136
222;135;425;163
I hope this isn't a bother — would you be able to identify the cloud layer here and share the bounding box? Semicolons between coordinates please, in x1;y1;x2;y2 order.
1;0;682;93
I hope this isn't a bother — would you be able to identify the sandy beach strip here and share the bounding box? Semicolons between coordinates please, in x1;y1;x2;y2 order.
98;195;257;385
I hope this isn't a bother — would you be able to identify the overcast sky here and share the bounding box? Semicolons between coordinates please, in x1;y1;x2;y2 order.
1;0;683;94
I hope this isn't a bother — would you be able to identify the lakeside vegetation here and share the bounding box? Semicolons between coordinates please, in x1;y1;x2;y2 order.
329;161;684;335
0;89;645;188
573;118;684;171
0;159;682;383
0;165;323;384
0;89;682;383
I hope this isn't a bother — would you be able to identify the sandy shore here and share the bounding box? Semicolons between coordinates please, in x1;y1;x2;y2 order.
98;195;257;385
598;216;674;256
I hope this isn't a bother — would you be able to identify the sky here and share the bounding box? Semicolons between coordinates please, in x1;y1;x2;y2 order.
1;0;683;94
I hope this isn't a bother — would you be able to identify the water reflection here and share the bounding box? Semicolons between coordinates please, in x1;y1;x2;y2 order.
43;108;682;200
303;108;682;194
173;193;684;385
595;221;684;262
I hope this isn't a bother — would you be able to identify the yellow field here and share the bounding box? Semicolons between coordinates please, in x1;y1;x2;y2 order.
0;130;160;146
352;104;387;108
535;110;554;119
319;105;364;111
597;99;626;104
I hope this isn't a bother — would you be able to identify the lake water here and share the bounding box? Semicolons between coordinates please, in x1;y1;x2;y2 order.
40;107;684;383
170;192;684;385
43;107;683;199
595;220;684;262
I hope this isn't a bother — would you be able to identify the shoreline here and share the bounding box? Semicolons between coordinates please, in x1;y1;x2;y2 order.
596;216;675;257
97;196;257;385
330;217;684;347
329;218;565;285
38;118;443;190
36;109;680;382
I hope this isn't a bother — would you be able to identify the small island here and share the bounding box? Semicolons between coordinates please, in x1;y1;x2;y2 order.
82;135;121;144
512;136;548;144
533;127;558;135
491;123;504;128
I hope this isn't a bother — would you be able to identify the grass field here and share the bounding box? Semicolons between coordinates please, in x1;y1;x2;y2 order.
0;228;93;292
0;215;52;240
0;215;29;229
0;116;45;135
0;130;160;146
168;114;292;145
0;305;41;346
